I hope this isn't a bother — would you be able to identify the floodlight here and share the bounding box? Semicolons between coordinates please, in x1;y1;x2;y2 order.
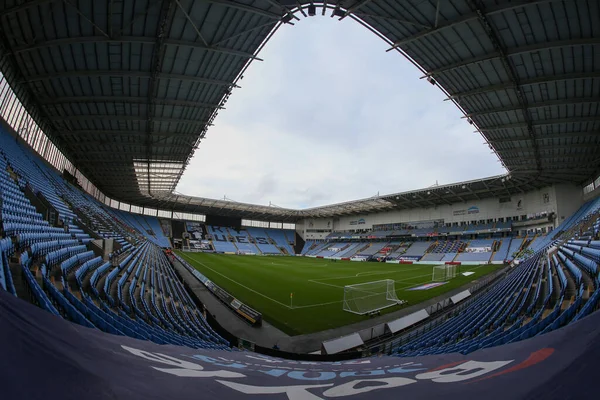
332;8;345;17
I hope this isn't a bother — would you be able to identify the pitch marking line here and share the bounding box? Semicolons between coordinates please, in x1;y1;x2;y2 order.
297;275;437;310
307;280;345;289
181;254;491;311
302;267;491;309
180;252;292;309
313;265;423;282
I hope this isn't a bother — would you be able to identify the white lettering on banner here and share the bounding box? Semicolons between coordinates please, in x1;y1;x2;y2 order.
154;366;245;378
120;345;246;379
322;378;416;397
217;380;333;400
415;360;513;383
121;345;522;398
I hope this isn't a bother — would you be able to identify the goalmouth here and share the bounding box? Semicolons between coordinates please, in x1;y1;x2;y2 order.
343;279;406;315
432;264;457;282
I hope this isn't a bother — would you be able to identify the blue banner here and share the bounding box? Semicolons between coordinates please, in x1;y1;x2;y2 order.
0;290;598;399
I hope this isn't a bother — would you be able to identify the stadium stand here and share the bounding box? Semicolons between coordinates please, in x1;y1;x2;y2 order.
390;196;600;357
0;127;230;352
455;239;495;262
227;227;260;254
207;226;239;253
491;238;512;262
394;242;430;260
260;228;295;254
3;145;599;362
421;240;466;262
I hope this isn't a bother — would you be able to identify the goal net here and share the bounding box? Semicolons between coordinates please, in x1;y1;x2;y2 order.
432;264;457;282
343;279;405;315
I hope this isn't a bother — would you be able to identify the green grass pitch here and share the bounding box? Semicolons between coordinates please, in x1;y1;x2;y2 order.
177;251;501;336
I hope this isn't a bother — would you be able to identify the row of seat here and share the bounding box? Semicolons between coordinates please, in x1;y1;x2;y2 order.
387;197;600;356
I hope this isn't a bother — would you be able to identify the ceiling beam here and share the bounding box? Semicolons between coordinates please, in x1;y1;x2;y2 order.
146;0;177;194
70;144;193;154
48;115;210;124
199;0;282;20
487;131;599;144
10;35;263;60
505;154;599;163
19;70;239;88
38;95;224;109
466;0;541;173
424;38;600;77
448;72;600;100
386;0;555;50
0;0;58;17
479;117;600;132
60;130;197;138
465;98;600;119
0;0;283;20
498;143;600;153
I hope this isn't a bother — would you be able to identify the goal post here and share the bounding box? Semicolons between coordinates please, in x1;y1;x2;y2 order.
343;279;406;315
432;264;457;282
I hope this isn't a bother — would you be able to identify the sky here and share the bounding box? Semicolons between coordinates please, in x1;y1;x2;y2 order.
176;16;506;209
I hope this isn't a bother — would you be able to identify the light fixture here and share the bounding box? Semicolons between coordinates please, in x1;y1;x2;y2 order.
332;8;345;17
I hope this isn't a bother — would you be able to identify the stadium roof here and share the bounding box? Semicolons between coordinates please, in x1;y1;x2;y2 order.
143;173;545;221
0;0;598;220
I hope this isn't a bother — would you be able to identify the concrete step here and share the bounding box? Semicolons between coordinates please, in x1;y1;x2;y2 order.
8;262;29;300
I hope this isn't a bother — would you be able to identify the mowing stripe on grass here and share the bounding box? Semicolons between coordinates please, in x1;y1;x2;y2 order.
179;252;292;309
315;265;423;282
176;251;500;335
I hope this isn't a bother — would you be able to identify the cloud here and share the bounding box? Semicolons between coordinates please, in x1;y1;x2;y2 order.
176;17;505;209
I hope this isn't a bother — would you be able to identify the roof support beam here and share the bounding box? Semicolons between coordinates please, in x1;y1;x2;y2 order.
504;154;599;162
341;0;375;19
0;0;283;20
200;0;282;20
511;168;596;176
60;130;197;138
499;143;600;153
211;19;277;47
353;11;432;29
38;95;224;109
0;0;59;17
146;0;177;193
488;131;599;144
386;0;555;50
463;98;599;119
48;115;210;124
424;38;600;77
447;72;600;100
19;70;239;88
10;36;263;61
480;117;600;132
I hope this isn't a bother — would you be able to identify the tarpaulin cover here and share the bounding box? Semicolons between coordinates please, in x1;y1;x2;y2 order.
0;290;598;399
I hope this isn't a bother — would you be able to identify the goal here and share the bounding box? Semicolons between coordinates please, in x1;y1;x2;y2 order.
432;264;457;282
343;279;405;315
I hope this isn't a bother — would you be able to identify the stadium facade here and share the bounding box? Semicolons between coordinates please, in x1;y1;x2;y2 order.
299;181;583;240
